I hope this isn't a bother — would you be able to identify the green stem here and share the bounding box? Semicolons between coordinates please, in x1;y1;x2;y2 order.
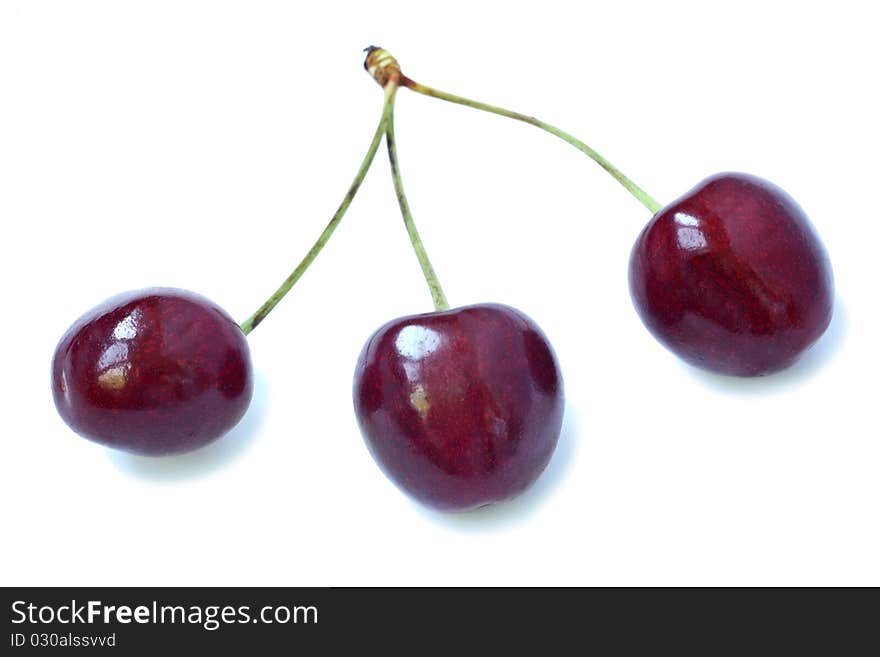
384;92;450;312
400;76;662;214
239;83;397;335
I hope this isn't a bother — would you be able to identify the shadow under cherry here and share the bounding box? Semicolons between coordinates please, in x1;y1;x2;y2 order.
106;369;270;482
418;405;579;532
680;294;848;397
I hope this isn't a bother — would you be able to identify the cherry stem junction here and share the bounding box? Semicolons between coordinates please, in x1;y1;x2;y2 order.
365;45;450;312
397;74;662;215
239;83;397;335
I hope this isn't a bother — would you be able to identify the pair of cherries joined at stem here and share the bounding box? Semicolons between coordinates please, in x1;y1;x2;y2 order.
52;48;834;511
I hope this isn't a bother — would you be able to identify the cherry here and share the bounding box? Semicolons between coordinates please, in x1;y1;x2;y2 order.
355;50;564;510
354;304;563;511
52;288;253;455
51;76;397;456
377;48;835;376
629;173;834;376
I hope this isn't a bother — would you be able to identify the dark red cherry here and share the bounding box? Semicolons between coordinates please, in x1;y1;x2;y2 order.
353;303;564;511
52;288;253;455
628;172;834;376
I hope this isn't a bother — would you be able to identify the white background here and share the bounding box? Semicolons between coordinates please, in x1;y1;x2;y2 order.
1;1;877;586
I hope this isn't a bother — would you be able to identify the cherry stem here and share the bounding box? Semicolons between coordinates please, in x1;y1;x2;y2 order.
399;76;663;215
384;92;450;312
239;84;397;335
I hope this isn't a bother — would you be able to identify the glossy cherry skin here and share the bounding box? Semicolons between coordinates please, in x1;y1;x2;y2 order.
52;288;253;455
629;172;834;376
353;303;564;512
